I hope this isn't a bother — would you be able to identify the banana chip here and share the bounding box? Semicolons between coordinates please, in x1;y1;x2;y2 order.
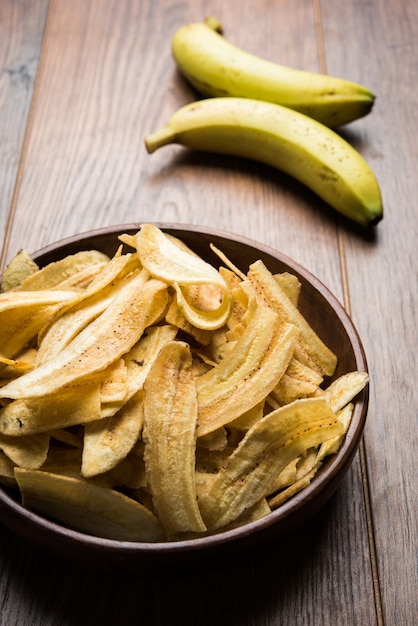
0;431;50;469
247;260;337;376
124;223;232;330
12;250;110;291
196;304;299;436
0;225;369;542
82;391;144;478
197;397;344;529
0;383;101;436
15;468;163;542
324;371;369;413
36;254;140;364
0;273;168;399
0;290;79;359
0;249;39;293
143;341;206;536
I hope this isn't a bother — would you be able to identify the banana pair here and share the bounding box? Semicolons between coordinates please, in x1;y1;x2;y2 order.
145;18;383;226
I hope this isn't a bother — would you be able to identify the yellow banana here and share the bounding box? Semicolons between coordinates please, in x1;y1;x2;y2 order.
171;18;375;128
144;97;383;226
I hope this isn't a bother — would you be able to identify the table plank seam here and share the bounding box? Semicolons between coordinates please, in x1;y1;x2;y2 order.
0;0;53;274
315;0;384;621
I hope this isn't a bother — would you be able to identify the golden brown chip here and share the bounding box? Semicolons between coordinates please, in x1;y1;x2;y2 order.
0;250;39;293
197;397;344;530
36;255;142;364
324;371;369;413
143;341;206;536
0;432;50;469
99;358;128;408
128;323;177;377
0;383;101;436
0;274;168;399
0;290;79;359
196;304;299;437
165;296;213;345
127;224;232;330
0;348;37;377
13;250;110;291
15;468;163;542
82;390;144;478
268;465;319;510
247;260;337;376
274;272;301;306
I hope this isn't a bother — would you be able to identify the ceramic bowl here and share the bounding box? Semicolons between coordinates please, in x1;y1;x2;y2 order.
0;224;369;569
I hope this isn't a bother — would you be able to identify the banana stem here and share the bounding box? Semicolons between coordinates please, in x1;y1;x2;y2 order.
144;127;176;153
204;16;223;34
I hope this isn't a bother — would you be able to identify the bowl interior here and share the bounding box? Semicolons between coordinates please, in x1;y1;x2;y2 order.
0;223;368;567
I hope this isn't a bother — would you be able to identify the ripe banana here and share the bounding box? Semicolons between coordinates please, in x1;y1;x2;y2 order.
144;97;383;226
171;17;375;128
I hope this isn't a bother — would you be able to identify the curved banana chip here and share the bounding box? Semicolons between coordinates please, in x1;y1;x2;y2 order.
198;397;344;529
196;304;299;437
123;223;232;329
143;341;206;536
0;273;168;399
15;468;163;542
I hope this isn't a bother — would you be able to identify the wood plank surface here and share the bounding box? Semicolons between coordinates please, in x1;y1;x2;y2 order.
3;0;344;299
0;0;416;624
320;1;418;624
0;0;49;263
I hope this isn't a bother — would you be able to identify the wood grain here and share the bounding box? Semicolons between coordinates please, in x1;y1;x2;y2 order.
0;0;416;623
3;0;344;299
321;1;418;623
0;0;49;267
0;477;375;626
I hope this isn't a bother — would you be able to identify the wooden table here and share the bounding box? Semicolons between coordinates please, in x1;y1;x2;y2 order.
0;1;416;624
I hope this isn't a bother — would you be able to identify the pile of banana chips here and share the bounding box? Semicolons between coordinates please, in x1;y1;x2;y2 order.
0;225;368;542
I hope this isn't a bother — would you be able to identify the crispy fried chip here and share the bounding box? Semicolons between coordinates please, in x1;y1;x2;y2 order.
274;272;301;305
0;250;39;293
0;348;37;376
36;255;141;364
0;290;79;359
247;260;337;376
143;341;206;536
123;324;178;399
0;432;50;469
125;224;232;330
316;402;354;461
268;466;319;510
196;304;299;436
165;296;213;345
13;250;110;291
99;358;128;409
0;274;168;399
197;397;344;529
82;390;144;478
324;371;370;413
0;383;101;436
15;468;163;541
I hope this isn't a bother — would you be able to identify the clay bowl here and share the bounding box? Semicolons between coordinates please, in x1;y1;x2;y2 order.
0;223;369;570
